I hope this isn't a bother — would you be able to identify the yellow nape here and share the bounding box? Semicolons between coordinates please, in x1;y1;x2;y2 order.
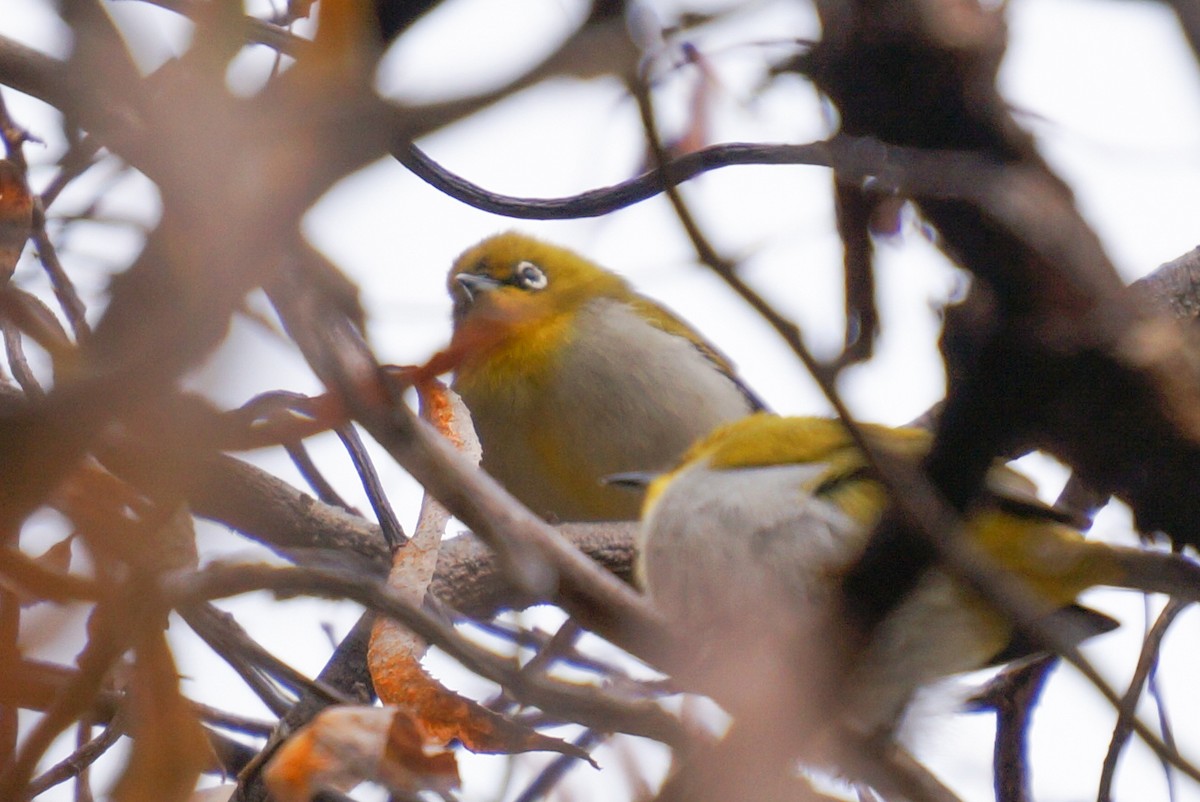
658;414;1129;601
685;413;929;472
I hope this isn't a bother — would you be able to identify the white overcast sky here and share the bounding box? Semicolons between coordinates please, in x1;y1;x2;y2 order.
6;0;1200;800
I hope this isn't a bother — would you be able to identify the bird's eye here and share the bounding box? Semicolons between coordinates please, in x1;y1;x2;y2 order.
514;261;548;291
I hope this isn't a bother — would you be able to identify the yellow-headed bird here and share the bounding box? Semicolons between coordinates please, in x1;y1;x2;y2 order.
447;232;762;521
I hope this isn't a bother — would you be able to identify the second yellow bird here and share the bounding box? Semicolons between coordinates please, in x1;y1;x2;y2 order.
638;413;1130;738
446;232;761;522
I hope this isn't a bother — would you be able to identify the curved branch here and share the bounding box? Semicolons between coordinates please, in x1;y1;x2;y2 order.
396;134;1068;222
395;139;835;219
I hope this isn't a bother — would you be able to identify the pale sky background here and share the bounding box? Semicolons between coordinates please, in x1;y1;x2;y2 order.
6;0;1200;800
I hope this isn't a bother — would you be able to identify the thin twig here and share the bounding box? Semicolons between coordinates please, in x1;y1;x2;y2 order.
30;224;90;342
976;655;1057;802
510;729;607;802
40;134;103;209
192;702;275;738
628;78;837;392
181;603;356;706
334;423;406;548
395;133;1043;223
453;613;650;688
179;605;297;718
26;713;126;799
73;716;95;802
1098;599;1189;802
2;317;43;398
1147;618;1181;802
284;440;356;511
489;618;586;714
0;89;30;171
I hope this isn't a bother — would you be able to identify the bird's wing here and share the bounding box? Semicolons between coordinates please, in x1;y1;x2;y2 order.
630;296;769;412
983;603;1118;666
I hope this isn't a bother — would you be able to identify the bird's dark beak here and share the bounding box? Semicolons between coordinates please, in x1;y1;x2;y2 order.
603;471;659;490
454;273;503;304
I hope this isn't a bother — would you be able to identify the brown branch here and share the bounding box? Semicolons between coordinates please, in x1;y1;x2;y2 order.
432;522;639;618
164;560;686;745
0;547;104;603
72;717;96;802
25;714;126;799
394;139;833;219
2;318;42;398
333;422;406;547
183;442;640;617
178;603;356;717
971;655;1057;802
1098;599;1189;802
832;179;881;367
511;729;608;802
30;222;90;344
1132;246;1200;323
393;135;1097;224
0;34;72;113
190;452;392;568
283;439;357;512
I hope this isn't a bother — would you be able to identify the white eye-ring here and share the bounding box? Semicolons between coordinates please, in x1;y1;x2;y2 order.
515;261;548;290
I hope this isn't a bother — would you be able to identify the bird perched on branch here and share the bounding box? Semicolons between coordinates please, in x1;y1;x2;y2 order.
633;413;1197;743
443;231;762;522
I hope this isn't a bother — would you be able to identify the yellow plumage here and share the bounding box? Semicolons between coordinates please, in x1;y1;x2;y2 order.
447;232;760;521
639;413;1127;734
